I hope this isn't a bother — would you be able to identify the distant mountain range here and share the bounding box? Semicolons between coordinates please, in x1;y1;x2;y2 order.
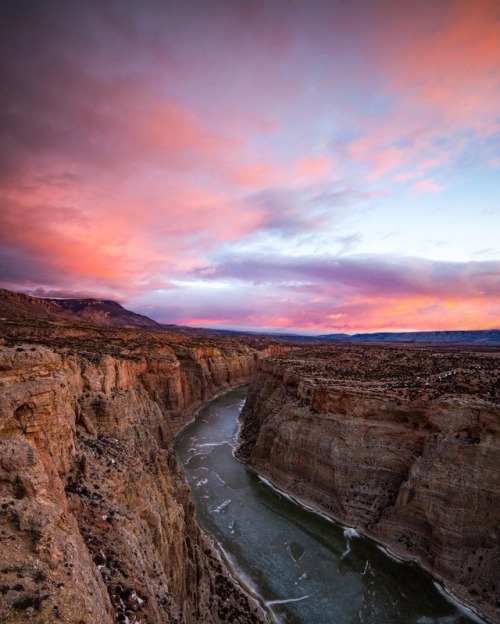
318;330;500;344
1;289;499;344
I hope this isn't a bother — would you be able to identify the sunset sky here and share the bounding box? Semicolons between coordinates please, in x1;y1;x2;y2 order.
1;0;499;333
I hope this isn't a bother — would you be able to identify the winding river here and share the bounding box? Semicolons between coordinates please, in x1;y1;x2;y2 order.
174;386;482;624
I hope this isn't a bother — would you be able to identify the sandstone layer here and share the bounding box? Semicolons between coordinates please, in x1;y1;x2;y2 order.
0;322;285;624
237;345;500;623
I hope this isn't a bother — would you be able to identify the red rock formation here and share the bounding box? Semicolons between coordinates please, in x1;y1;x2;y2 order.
237;346;500;624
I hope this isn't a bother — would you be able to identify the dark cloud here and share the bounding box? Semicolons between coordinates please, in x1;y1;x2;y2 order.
246;186;365;237
193;253;500;299
0;0;235;180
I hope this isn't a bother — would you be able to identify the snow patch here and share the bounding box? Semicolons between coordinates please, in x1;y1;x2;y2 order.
344;527;359;539
267;595;310;606
213;499;232;513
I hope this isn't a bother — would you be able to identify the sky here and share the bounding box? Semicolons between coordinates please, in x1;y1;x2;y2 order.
1;0;499;334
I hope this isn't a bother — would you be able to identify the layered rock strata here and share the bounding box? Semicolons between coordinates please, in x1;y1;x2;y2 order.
0;337;277;624
237;345;500;623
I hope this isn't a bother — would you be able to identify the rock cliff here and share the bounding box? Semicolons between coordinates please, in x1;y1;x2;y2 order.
237;345;500;623
0;330;281;624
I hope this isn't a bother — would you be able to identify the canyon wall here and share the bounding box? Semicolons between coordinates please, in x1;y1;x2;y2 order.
237;349;500;623
0;340;274;624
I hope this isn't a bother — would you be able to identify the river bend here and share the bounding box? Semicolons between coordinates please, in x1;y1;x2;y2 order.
174;386;480;624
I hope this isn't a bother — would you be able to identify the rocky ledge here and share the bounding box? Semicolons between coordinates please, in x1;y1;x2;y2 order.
237;344;500;623
0;327;287;624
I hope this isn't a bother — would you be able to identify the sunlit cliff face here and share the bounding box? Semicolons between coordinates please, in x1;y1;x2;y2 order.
1;0;499;333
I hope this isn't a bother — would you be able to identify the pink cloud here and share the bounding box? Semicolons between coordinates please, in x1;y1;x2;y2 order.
383;0;500;135
346;136;405;180
231;161;288;189
395;171;417;182
179;253;500;331
332;1;500;183
488;158;500;170
1;1;498;334
167;290;500;334
412;179;445;194
297;156;331;182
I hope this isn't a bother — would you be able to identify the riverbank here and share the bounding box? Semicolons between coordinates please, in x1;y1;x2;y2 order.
242;462;487;624
176;386;481;624
236;346;500;624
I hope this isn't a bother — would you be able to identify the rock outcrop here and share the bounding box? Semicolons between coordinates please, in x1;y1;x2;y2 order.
237;345;500;623
0;332;278;623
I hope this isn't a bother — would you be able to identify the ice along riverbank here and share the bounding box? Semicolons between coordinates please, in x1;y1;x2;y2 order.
174;386;482;624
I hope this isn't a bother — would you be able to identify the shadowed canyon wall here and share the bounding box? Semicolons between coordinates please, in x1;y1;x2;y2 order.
0;338;280;624
237;347;500;624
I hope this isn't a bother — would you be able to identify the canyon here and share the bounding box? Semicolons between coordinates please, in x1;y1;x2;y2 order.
0;291;290;624
237;345;500;623
1;289;499;623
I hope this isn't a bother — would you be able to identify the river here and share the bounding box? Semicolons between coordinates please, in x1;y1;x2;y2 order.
174;386;482;624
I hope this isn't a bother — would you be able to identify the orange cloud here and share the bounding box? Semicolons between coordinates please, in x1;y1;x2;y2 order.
325;295;500;333
0;168;267;296
175;292;499;334
174;253;500;332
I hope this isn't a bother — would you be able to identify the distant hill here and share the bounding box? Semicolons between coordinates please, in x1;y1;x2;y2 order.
43;298;163;329
318;330;500;344
0;289;163;330
0;289;72;323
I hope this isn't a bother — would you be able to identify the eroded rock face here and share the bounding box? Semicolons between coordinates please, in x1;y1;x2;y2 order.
0;342;269;624
237;346;500;623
